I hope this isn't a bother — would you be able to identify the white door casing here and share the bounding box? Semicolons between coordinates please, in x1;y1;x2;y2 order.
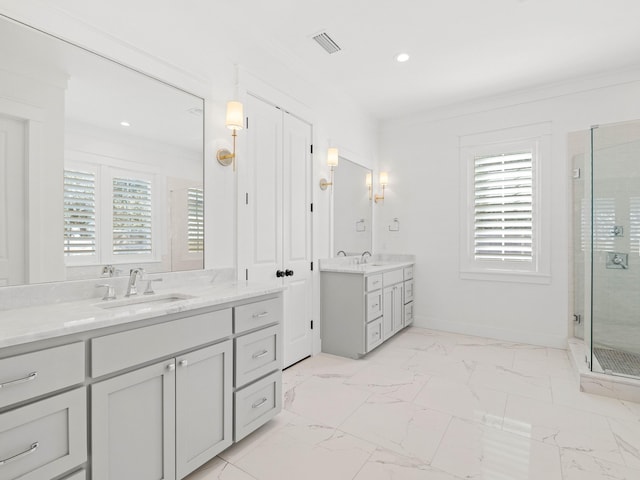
239;95;313;368
0;114;26;286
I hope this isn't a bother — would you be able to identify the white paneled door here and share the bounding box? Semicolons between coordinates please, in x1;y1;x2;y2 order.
240;95;313;368
0;115;25;286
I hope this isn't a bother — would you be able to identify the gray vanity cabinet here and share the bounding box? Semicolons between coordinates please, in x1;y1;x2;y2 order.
321;264;414;359
0;291;283;480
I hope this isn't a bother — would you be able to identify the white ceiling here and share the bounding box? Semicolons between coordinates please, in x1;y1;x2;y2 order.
26;0;640;120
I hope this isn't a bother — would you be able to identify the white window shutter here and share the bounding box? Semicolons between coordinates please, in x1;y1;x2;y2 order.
187;187;204;253
112;177;152;255
63;169;97;256
474;152;533;262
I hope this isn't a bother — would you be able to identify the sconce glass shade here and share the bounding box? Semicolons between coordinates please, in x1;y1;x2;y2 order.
327;147;339;168
225;101;244;130
379;171;389;186
366;172;372;187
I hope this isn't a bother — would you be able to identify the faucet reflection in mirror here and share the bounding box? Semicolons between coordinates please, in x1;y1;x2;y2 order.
319;147;339;190
375;172;389;203
216;100;244;172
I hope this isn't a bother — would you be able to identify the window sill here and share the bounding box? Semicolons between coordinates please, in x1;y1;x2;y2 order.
460;270;551;285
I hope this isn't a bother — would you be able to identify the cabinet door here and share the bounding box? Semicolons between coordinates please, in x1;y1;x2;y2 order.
176;341;232;479
382;287;393;339
393;283;404;333
92;361;176;480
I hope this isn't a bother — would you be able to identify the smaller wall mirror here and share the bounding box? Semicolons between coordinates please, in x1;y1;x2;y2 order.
333;157;372;255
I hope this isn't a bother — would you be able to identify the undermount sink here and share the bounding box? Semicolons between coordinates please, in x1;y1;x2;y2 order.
95;293;194;310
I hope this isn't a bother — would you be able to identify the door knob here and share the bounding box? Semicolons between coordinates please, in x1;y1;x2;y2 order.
285;269;294;277
276;270;285;278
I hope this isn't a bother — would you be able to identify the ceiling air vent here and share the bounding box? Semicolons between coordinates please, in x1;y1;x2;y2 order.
312;32;341;54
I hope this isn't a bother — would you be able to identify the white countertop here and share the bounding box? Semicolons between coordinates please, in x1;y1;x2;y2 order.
0;281;284;349
319;254;415;275
319;261;414;274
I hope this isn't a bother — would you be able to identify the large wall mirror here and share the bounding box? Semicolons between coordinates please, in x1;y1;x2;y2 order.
333;157;372;255
0;15;204;286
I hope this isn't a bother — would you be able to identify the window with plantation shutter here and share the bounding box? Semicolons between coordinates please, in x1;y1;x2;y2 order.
64;169;97;257
112;177;153;255
64;162;158;266
187;187;204;253
474;152;533;262
459;123;551;283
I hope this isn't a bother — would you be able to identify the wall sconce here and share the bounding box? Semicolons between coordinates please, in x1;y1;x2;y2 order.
319;147;339;190
366;172;372;200
216;100;244;172
374;172;388;203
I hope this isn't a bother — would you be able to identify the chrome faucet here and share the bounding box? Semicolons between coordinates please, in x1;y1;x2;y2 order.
337;250;347;256
125;268;144;297
361;251;372;262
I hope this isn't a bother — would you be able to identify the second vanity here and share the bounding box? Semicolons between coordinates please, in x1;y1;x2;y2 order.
0;272;283;480
320;255;415;359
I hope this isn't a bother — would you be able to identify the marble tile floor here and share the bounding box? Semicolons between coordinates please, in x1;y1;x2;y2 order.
185;327;640;480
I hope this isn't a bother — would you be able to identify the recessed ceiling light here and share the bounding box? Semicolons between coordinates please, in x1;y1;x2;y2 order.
396;53;410;63
120;121;131;127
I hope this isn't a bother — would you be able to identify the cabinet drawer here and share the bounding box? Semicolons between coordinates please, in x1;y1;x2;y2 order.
404;302;414;326
63;471;86;480
366;317;384;352
383;269;403;286
366;291;383;321
404;279;414;303
234;297;282;334
0;388;86;480
91;308;232;378
404;266;414;280
235;325;281;387
0;342;84;410
365;274;383;292
234;371;281;442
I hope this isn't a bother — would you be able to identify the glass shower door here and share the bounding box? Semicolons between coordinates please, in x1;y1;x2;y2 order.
590;120;640;378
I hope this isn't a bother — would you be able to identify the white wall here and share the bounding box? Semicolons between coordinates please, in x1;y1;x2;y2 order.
378;69;640;348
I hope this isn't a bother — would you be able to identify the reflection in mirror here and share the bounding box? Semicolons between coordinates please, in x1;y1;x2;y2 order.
333;157;372;255
0;15;204;286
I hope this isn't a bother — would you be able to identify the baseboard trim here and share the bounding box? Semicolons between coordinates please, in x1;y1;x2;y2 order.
413;314;567;349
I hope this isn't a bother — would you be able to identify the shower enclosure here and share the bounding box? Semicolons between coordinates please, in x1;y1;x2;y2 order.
573;119;640;378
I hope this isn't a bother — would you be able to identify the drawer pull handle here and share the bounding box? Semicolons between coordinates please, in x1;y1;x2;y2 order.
180;360;189;367
0;371;37;389
252;397;268;409
252;349;269;359
0;442;39;466
252;312;269;319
